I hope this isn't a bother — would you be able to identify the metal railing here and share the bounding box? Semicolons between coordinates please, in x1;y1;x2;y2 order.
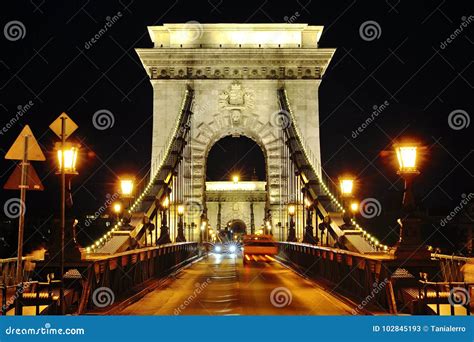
278;242;391;313
418;280;472;315
78;242;199;314
0;257;35;286
431;253;470;282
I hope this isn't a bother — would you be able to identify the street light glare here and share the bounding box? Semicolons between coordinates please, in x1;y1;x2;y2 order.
177;205;185;215
395;145;417;172
288;205;296;216
113;202;122;214
162;197;170;209
56;143;79;174
350;202;358;213
232;175;239;183
339;178;354;196
120;179;134;196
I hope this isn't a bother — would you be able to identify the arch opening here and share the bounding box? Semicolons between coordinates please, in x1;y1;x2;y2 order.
206;135;266;182
205;135;268;237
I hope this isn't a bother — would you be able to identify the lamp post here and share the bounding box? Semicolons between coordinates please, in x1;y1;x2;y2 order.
112;202;122;224
55;141;79;315
118;177;134;230
339;176;356;230
200;221;206;243
302;198;317;244
176;204;186;242
393;142;429;260
287;204;297;242
157;196;171;244
119;177;134;206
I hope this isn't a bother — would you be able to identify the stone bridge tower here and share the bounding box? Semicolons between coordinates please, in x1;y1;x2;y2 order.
136;24;335;239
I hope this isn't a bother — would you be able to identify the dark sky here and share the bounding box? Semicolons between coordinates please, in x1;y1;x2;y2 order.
0;1;472;245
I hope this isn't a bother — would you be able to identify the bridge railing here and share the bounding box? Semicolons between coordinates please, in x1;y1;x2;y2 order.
278;242;391;313
417;280;473;315
0;257;35;286
431;253;470;282
78;242;199;314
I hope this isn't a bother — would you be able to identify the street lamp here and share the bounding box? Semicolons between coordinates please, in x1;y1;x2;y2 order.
394;143;419;209
302;197;317;244
176;204;186;242
112;202;122;223
119;177;134;198
56;143;79;175
287;204;297;242
339;177;354;197
118;177;134;216
55;141;80;315
157;196;171;244
200;221;206;243
339;176;357;230
392;141;429;260
232;175;239;183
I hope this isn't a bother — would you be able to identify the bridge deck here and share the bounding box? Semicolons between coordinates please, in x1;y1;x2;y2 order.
115;253;355;315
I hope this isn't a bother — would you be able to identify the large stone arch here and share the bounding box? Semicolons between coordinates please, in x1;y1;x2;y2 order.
188;79;284;210
137;23;335;240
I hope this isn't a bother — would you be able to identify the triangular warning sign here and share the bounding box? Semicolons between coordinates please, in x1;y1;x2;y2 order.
4;163;44;191
49;112;78;139
5;125;46;161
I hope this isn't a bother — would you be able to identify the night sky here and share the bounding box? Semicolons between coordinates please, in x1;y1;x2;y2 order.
0;1;472;253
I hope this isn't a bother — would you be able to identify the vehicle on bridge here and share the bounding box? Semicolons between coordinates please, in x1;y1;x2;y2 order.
212;241;241;255
242;235;278;265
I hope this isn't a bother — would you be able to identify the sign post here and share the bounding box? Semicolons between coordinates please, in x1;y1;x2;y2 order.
49;113;78;315
5;125;45;285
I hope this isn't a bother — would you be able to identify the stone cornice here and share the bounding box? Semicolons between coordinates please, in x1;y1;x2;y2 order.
136;48;335;80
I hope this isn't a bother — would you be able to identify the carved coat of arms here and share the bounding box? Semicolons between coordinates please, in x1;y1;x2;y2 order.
218;81;254;125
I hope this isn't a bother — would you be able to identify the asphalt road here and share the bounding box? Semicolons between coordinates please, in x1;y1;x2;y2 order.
116;253;355;315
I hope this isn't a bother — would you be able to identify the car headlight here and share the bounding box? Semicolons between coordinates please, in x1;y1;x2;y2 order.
215;245;222;252
229;245;237;253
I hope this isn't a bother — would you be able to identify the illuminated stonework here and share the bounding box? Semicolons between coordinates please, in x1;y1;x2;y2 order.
137;23;335;240
206;181;266;233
